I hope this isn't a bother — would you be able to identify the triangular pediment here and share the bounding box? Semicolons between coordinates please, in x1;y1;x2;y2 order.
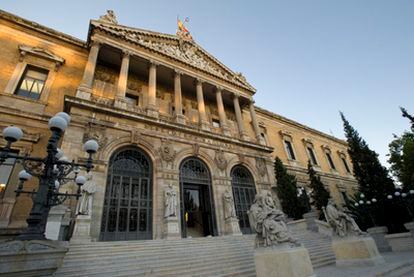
90;20;255;93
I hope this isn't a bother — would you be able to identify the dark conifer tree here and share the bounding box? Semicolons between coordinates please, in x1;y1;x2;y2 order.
307;161;330;214
274;157;305;219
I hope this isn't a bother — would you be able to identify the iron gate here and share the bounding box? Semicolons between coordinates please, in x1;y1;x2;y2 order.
231;165;256;234
100;148;152;241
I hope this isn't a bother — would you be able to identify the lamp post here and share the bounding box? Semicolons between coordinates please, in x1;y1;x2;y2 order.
387;189;414;219
0;112;98;240
354;193;377;226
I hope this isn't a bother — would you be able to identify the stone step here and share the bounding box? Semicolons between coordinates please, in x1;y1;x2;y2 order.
377;260;414;277
56;254;254;277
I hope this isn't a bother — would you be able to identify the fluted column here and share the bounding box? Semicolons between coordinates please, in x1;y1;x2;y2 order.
174;70;185;124
249;100;265;144
147;60;159;118
116;51;130;99
233;93;247;140
78;40;100;98
215;87;230;136
196;79;210;131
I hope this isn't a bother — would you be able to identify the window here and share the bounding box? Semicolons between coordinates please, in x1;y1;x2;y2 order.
341;157;351;173
326;152;336;170
0;156;17;198
125;93;139;105
307;147;318;165
284;140;296;160
15;65;49;100
212;119;220;128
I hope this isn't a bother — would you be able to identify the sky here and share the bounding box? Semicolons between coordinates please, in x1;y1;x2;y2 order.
2;0;413;167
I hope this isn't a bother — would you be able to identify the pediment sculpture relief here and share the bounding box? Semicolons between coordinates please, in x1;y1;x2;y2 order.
98;10;118;25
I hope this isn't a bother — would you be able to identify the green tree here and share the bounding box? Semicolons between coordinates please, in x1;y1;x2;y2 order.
340;113;395;228
307;161;330;214
274;157;305;219
401;107;414;129
388;132;414;190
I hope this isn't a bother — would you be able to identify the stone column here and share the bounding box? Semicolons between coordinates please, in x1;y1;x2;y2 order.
196;79;210;131
215;87;230;136
249;100;265;145
77;41;101;99
116;51;130;99
147;60;159;118
174;70;185;124
233;93;247;140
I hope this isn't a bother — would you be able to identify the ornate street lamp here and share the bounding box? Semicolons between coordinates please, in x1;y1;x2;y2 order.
0;112;99;240
355;193;377;226
387;189;414;219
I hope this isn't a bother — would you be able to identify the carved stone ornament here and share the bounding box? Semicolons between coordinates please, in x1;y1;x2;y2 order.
131;130;141;144
18;44;65;71
256;157;267;177
193;143;200;156
98;10;118;24
158;139;176;162
238;153;245;164
214;149;227;171
83;126;107;150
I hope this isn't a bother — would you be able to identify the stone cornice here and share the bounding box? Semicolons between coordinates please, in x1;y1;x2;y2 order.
285;164;357;184
255;106;348;147
0;9;86;48
64;95;273;154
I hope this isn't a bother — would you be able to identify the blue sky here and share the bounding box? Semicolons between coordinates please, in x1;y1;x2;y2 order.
2;1;413;167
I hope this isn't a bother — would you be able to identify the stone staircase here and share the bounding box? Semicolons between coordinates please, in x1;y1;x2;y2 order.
54;231;335;277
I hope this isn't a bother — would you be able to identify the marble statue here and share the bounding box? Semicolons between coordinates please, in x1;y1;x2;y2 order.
164;184;177;218
323;198;365;237
249;191;297;247
78;173;96;215
223;189;236;220
98;10;118;24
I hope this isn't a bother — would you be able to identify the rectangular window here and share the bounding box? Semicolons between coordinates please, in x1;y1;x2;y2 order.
125;93;139;105
15;65;49;100
0;156;17;198
284;140;296;160
212;119;220;128
341;157;351;173
326;152;336;170
307;147;318;165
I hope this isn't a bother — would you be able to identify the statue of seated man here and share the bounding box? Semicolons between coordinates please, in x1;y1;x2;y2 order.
323;198;365;237
249;191;297;247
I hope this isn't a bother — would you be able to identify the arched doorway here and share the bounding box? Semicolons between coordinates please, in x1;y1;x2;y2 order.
231;165;256;234
100;147;152;241
180;157;217;238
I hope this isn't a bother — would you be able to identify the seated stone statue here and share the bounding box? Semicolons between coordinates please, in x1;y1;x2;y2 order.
323;198;365;237
249;191;297;247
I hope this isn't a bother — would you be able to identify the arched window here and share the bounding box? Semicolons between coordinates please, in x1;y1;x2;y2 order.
231;165;256;234
100;147;152;241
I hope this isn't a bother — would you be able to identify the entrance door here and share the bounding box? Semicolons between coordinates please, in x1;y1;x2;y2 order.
180;158;216;238
100;148;152;241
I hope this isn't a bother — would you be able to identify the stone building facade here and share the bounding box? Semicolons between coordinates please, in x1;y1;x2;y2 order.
0;10;357;240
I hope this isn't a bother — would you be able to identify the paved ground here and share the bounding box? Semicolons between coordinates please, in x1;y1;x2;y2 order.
315;250;414;277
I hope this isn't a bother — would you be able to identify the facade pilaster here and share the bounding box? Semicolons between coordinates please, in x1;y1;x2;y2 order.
233;93;248;140
249;100;265;144
196;79;210;131
174;70;185;124
215;87;230;136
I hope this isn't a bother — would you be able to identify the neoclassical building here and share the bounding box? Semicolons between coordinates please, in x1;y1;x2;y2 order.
0;10;357;241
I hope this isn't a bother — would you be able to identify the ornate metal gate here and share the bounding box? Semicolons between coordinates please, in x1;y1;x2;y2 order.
231;165;256;234
100;148;152;241
179;157;217;237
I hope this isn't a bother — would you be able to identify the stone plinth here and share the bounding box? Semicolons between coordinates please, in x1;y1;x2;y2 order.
75;88;91;100
254;246;315;277
71;215;93;244
332;236;384;266
45;205;68;240
224;217;242;236
163;217;180;239
367;226;391;252
0;240;68;276
404;221;414;239
303;210;319;232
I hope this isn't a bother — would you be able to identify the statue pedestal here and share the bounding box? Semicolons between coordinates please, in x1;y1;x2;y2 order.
254;246;315;277
224;217;242;236
303;210;319;232
70;215;93;244
163;217;180;240
367;226;391;252
332;236;384;266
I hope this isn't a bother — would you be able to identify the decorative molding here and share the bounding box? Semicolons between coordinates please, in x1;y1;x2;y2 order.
193;143;200;156
130;130;141;144
158;139;176;162
256;157;267;177
18;44;65;71
238;153;245;164
214;149;227;171
279;130;293;139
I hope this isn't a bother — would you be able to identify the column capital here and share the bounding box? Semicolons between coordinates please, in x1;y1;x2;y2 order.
174;69;183;76
233;92;240;99
90;40;102;48
216;86;223;92
149;59;159;67
196;78;204;85
121;50;132;58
